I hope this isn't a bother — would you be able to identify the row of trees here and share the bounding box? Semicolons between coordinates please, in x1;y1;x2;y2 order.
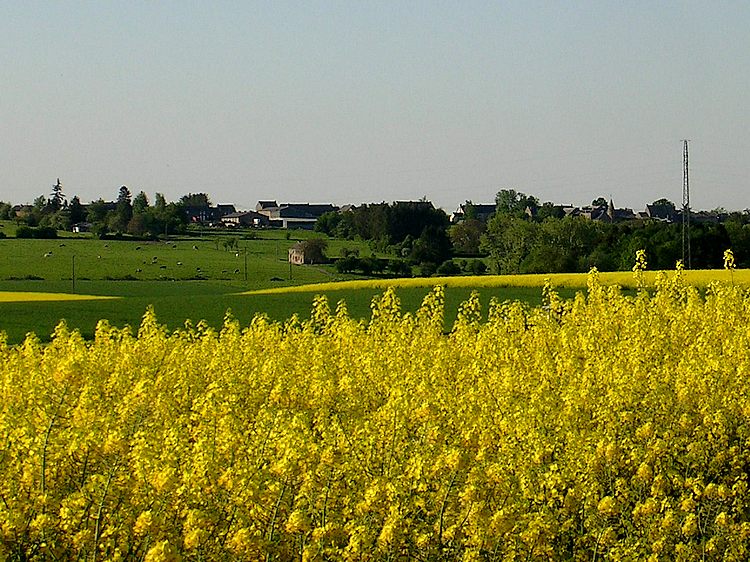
480;214;745;273
480;190;750;273
316;189;750;274
2;181;192;238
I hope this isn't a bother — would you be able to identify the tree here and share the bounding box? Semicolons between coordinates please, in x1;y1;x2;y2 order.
162;202;188;236
335;255;360;273
111;186;133;233
87;199;109;224
495;189;539;217
481;215;539;274
463;200;478;220
127;214;148;236
180;193;211;208
302;238;328;264
651;198;676;209
410;225;452;266
32;195;46;214
117;186;132;207
314;211;342;236
154;193;167;212
68;196;86;224
0;202;12;220
132;191;150;215
49;178;66;211
591;197;608;208
448;219;485;255
536;202;565;221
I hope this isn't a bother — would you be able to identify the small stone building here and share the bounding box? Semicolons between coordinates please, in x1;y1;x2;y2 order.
288;242;307;265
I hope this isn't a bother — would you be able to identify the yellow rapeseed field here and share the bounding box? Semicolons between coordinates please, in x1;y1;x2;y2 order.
2;268;750;560
0;292;117;303
242;268;747;295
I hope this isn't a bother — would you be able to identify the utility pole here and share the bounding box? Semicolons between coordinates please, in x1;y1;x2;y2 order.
682;140;691;269
71;255;76;293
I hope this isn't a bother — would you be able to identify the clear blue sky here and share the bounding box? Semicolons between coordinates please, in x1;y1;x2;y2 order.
2;1;748;211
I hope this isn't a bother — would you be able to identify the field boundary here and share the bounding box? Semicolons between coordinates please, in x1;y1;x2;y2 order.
240;269;743;295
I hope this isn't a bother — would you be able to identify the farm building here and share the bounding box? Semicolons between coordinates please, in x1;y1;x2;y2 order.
256;202;338;229
221;210;269;228
288;242;307;265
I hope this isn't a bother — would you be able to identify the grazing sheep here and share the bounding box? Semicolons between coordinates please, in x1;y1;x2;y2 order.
136;268;142;273
160;265;167;269
222;269;228;274
235;252;240;257
177;261;182;266
97;255;102;259
59;243;66;247
43;252;52;258
135;246;141;250
104;244;109;248
172;244;177;248
193;245;198;250
234;268;240;274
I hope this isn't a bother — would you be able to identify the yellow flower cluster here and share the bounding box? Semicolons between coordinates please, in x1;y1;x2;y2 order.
2;271;750;560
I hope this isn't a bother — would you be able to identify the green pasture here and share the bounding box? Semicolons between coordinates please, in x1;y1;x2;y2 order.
0;230;572;344
0;236;337;289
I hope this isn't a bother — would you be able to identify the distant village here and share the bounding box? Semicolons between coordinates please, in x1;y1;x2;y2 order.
449;199;728;225
6;194;730;233
185;198;726;230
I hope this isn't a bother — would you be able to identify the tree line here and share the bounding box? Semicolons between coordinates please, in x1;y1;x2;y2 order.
0;181;199;238
477;190;750;273
316;190;750;274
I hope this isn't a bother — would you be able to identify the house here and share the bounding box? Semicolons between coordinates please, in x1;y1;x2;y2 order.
215;204;236;216
221;210;269;228
450;203;496;223
645;203;677;222
184;205;237;224
584;199;636;222
256;200;278;212
256;202;338;229
12;205;33;219
691;210;723;224
288;242;307;265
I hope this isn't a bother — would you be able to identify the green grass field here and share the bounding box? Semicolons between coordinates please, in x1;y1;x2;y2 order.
0;227;575;343
0;229;508;343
